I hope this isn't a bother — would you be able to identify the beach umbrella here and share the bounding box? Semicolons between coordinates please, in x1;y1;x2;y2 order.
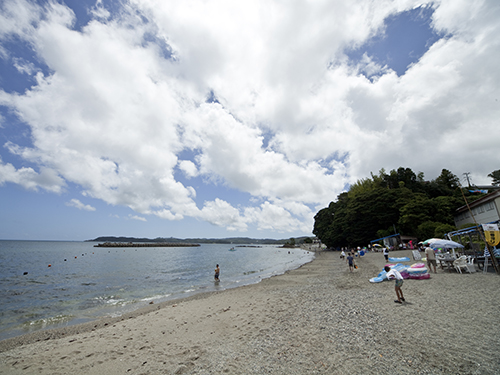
422;238;442;246
428;239;464;249
428;239;464;257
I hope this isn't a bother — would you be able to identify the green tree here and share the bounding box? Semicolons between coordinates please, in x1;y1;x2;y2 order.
313;167;467;248
398;193;434;234
417;221;441;240
434;169;460;191
432;196;461;224
488;169;500;186
434;223;456;238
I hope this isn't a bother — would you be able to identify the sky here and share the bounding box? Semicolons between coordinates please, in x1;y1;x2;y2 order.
1;0;499;241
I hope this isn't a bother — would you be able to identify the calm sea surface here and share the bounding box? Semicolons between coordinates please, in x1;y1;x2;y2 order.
0;241;314;341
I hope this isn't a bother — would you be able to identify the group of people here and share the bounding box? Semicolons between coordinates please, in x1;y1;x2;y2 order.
385;244;439;304
340;245;409;304
340;248;363;272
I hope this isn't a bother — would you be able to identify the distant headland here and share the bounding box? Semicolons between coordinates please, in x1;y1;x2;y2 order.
87;236;313;245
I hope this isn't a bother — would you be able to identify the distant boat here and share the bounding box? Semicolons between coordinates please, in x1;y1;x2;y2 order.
229;247;236;251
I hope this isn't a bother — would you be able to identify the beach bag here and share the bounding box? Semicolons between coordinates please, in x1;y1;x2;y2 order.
354;264;358;269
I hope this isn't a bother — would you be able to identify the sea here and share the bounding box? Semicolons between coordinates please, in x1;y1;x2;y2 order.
0;241;315;341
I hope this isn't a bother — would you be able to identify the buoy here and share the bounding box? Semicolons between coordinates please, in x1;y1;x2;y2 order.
23;272;28;275
75;256;77;259
64;259;67;261
48;264;51;267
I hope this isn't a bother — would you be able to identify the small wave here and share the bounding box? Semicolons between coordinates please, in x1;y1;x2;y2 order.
23;314;75;330
94;295;127;306
140;294;170;302
26;280;46;285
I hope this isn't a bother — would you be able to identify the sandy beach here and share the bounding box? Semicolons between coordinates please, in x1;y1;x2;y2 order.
1;250;499;374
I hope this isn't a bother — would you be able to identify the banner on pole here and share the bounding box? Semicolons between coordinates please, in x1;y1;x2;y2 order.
482;224;500;246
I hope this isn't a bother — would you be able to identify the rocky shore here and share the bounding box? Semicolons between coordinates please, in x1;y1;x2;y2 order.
1;250;499;374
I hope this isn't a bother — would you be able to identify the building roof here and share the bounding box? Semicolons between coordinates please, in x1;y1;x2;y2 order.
456;190;500;213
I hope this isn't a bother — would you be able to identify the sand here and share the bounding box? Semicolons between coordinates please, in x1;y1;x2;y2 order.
1;250;499;374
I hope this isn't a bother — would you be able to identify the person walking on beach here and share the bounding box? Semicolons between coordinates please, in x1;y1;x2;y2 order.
214;264;220;281
340;249;346;260
347;253;355;272
425;246;437;273
383;247;389;263
384;266;405;303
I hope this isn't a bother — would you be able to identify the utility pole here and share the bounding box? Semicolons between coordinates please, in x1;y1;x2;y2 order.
463;172;472;188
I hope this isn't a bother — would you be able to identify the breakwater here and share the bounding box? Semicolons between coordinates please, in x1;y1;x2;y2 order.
94;242;200;248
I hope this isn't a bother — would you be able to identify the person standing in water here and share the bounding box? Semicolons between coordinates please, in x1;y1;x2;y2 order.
214;264;220;281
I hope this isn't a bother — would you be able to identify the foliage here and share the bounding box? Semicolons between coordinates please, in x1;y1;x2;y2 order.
434;223;456;238
417;221;441;241
488;169;500;186
313;167;474;248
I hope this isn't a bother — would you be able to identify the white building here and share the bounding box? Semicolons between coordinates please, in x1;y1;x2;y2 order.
454;190;500;228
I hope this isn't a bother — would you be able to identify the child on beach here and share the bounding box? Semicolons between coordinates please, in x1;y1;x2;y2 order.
347;254;355;272
214;264;220;281
384;266;405;303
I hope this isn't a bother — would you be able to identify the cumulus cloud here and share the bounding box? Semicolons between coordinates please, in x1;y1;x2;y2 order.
0;156;65;193
128;215;147;222
0;0;499;236
65;198;96;211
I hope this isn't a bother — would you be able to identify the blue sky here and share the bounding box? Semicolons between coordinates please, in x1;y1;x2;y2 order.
1;0;499;241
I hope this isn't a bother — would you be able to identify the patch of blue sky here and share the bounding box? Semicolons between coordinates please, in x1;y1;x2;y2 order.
142;31;175;61
57;0;94;31
205;90;220;104
259;129;275;151
0;111;35;165
0;37;47;94
61;0;124;31
346;5;443;77
0;182;148;240
316;152;347;173
174;149;258;210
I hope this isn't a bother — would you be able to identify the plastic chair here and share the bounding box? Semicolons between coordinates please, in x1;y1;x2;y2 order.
453;256;469;274
483;256;490;273
466;256;476;273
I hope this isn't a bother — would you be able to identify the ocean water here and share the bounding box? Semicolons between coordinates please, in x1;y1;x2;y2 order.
0;241;314;341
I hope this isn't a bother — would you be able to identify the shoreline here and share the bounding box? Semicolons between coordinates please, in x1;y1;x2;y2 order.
0;249;318;352
1;250;500;374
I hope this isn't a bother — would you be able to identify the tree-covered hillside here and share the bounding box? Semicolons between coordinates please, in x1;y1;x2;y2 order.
313;168;485;248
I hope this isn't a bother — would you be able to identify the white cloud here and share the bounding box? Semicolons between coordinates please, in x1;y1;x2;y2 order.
13;57;37;75
65;198;96;211
0;156;65;193
1;0;499;236
199;198;247;232
128;214;147;222
178;160;198;178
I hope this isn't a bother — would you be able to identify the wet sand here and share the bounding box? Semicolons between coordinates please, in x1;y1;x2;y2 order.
1;250;499;374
